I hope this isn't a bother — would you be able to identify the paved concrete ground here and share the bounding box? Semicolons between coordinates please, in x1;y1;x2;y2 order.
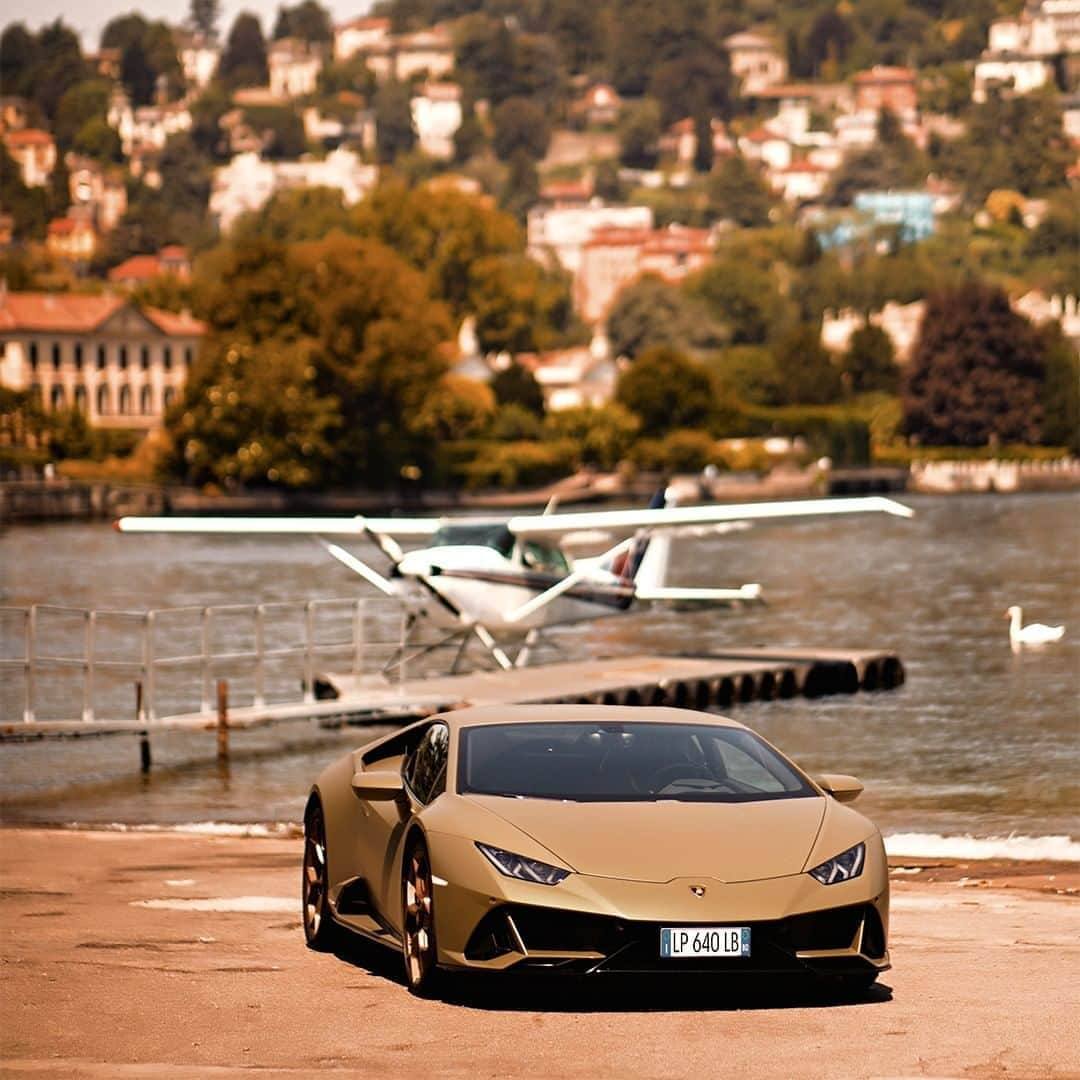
2;829;1078;1079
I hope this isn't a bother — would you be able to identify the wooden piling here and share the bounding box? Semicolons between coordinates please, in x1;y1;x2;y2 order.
216;679;229;763
136;681;151;773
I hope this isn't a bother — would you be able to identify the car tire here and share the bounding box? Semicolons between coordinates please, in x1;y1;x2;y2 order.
401;835;442;997
302;801;338;951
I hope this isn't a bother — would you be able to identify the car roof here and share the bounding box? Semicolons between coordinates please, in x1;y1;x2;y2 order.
431;704;749;731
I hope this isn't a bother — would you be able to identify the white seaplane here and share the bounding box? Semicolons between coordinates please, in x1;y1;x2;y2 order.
117;493;913;670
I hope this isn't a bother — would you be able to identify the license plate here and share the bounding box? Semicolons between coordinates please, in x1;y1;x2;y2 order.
660;926;751;958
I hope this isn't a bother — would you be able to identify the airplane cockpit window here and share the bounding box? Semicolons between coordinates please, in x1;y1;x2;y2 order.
520;540;569;574
430;524;514;558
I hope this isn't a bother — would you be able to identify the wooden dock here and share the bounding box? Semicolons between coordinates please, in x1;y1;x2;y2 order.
317;646;905;722
0;647;903;741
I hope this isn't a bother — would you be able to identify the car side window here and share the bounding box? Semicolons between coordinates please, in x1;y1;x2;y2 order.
406;723;449;805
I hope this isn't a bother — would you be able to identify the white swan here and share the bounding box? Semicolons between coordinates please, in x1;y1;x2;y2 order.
1006;606;1065;646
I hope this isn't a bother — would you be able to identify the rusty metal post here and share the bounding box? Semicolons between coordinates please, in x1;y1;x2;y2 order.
136;681;151;773
216;679;229;763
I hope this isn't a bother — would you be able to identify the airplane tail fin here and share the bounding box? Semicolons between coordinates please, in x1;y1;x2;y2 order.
604;486;672;587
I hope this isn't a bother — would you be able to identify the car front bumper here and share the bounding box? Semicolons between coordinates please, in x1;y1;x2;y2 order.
427;833;890;978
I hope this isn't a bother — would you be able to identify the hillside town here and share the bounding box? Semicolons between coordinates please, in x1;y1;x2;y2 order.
0;0;1078;493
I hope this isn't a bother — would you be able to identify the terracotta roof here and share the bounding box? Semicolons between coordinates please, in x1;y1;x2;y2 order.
144;307;206;335
48;218;78;235
742;126;785;143
0;293;123;332
0;292;204;336
108;255;162;282
585;228;654;248
159;245;189;260
3;128;54;147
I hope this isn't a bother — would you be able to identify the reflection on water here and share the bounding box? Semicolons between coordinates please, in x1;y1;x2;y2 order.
1;492;1078;838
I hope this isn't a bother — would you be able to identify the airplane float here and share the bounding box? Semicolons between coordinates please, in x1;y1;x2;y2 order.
117;493;913;671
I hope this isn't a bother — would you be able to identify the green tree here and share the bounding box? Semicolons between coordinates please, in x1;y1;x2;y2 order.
607;275;724;359
492;97;552;161
841;322;898;394
707;154;776;226
102;14;182;104
219;13;269;89
5;20;86;121
500;149;540;222
688;259;789;345
649;45;730;128
615;345;716;436
189;0;222;40
53;80;113;152
168;339;341;489
491;362;546;417
1038;321;1080;452
544;403;641;469
374;80;416;163
938;92;1071;202
618;98;661;169
244;104;307;158
771;324;844;405
0;142;49;240
469;254;578;354
350;177;520;315
904;282;1047;445
272;0;332;42
233;186;350;243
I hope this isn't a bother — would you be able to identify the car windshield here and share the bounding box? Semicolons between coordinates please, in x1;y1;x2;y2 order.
458;721;816;803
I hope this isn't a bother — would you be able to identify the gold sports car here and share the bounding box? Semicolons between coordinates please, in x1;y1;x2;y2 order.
302;705;890;996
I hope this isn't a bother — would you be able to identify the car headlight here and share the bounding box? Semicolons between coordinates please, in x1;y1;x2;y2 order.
475;842;570;886
808;842;865;885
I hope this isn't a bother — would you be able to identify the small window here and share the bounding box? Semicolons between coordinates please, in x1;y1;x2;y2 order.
163;386;175;408
163;345;172;371
74;343;83;370
405;723;450;805
96;384;110;415
118;385;131;414
51;342;61;369
140;385;153;414
96;344;106;369
29;341;39;367
50;384;66;409
140;345;150;370
184;346;194;367
74;385;87;412
119;346;128;370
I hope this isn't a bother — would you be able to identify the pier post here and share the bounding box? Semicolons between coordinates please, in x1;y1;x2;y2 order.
136;681;151;773
217;679;229;763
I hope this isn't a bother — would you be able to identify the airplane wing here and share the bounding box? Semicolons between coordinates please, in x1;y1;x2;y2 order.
635;584;764;604
115;515;441;538
505;495;913;542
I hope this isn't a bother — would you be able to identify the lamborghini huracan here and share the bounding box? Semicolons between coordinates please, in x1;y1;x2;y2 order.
301;705;890;995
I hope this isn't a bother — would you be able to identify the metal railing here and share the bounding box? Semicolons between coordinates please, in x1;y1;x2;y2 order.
0;599;371;725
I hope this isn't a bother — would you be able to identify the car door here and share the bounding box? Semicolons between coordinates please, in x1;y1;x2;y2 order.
371;721;449;927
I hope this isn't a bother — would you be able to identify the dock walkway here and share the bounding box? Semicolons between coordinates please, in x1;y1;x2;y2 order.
0;647;903;740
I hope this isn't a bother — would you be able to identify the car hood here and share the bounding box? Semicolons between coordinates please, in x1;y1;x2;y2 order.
467;794;827;883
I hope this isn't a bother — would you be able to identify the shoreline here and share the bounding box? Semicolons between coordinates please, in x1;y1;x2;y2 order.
2;827;1078;1078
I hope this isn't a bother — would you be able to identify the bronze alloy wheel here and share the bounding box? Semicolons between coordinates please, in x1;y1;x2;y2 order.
302;803;336;950
402;838;440;995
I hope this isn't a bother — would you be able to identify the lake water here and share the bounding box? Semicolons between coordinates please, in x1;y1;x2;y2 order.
2;492;1078;859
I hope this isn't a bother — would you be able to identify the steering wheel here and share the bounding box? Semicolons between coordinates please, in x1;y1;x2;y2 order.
645;762;711;791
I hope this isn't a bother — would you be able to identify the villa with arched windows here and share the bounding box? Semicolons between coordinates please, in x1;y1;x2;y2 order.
0;290;204;429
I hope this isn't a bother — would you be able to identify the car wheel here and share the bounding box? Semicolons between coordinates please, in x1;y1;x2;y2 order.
402;836;441;996
302;802;337;951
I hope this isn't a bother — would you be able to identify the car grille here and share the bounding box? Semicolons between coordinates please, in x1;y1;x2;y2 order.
465;902;881;974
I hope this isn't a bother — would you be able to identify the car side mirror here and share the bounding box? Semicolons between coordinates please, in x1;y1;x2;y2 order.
351;769;405;800
817;773;864;803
